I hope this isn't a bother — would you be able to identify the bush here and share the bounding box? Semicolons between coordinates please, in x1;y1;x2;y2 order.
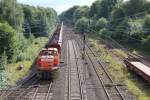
0;22;19;62
0;52;7;70
96;18;108;31
16;53;26;62
143;14;150;29
99;28;109;38
74;17;89;34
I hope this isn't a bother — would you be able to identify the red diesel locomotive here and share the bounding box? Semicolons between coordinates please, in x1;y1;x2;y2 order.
36;23;63;79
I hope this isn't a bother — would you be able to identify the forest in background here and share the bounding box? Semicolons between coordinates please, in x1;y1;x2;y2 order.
60;0;150;55
0;0;58;69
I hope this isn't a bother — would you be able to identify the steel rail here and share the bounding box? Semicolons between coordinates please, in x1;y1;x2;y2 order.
75;38;111;100
67;42;71;100
1;73;37;100
76;37;125;100
31;81;53;100
84;39;125;100
14;79;39;100
31;85;39;100
71;40;85;100
45;82;53;100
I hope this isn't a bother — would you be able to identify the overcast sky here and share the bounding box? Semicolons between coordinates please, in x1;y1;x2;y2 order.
17;0;97;14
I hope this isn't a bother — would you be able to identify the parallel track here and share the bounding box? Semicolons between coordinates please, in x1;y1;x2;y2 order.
0;73;37;99
1;76;53;100
76;36;125;100
66;39;86;100
29;81;53;100
71;40;86;100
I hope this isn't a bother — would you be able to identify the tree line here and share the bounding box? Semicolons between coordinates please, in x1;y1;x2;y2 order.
0;0;58;69
60;0;150;52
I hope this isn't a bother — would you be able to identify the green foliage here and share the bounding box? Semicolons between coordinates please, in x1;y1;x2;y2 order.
60;0;150;56
73;6;90;22
89;0;122;19
99;28;109;38
96;18;108;31
0;0;58;66
123;0;148;16
22;5;58;37
0;70;9;89
111;7;125;19
74;17;89;34
89;0;101;18
0;51;7;70
0;0;24;31
0;22;19;61
59;6;79;25
146;35;150;43
143;14;150;29
128;20;143;38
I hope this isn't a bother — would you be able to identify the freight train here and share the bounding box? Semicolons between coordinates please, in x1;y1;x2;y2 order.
124;55;150;83
36;23;63;79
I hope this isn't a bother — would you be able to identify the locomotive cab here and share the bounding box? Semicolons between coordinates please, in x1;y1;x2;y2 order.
48;48;60;66
37;48;59;72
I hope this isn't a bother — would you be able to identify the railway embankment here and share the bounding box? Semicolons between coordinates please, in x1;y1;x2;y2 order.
87;34;150;100
0;37;48;89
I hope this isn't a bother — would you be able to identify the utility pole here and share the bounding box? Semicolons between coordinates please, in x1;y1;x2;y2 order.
82;30;86;59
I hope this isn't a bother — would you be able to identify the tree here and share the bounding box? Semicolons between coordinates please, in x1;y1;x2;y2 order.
123;0;147;16
89;0;122;19
73;6;90;23
111;18;129;39
0;0;24;31
111;7;125;19
89;0;102;18
143;14;150;29
59;6;79;25
74;17;89;34
128;20;144;42
96;18;108;31
0;22;19;61
22;5;58;37
0;51;7;70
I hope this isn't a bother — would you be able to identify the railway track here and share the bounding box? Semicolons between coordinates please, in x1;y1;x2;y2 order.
65;39;87;100
25;81;53;100
72;40;87;100
75;35;126;100
1;75;53;100
0;73;37;99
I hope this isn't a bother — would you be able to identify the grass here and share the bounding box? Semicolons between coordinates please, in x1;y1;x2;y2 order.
125;79;150;100
25;37;48;61
118;41;150;58
113;49;127;58
88;33;150;100
5;37;48;86
6;61;32;85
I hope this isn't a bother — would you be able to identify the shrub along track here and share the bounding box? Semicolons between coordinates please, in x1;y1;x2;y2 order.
103;36;150;67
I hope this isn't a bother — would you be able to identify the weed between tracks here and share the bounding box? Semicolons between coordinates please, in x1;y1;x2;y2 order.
87;34;150;100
